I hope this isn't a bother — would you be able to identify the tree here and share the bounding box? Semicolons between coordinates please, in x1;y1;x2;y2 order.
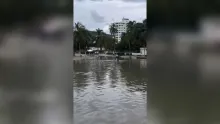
109;23;118;54
117;19;147;53
95;28;104;51
73;19;147;54
103;35;114;51
142;19;148;47
127;21;136;55
74;22;91;53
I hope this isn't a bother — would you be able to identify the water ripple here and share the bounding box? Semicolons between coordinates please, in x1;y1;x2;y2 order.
73;60;147;124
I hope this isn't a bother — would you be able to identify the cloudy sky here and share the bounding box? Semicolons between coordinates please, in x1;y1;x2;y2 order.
74;0;146;34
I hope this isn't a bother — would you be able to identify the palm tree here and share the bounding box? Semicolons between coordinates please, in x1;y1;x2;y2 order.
141;19;147;56
74;22;91;55
103;35;114;51
115;19;147;53
143;19;147;47
96;28;104;51
126;21;136;56
109;23;117;54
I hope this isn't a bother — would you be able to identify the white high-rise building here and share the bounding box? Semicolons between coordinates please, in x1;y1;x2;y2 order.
114;18;129;42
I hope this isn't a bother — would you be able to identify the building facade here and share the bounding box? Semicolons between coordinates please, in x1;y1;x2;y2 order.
140;47;147;56
114;18;129;42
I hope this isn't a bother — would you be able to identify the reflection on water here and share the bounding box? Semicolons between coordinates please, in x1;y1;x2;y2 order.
73;60;147;124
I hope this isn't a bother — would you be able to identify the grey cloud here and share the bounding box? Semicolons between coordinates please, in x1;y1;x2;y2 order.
90;10;105;23
74;0;146;31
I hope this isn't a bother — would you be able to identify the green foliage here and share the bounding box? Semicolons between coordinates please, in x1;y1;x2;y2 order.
73;22;114;52
116;19;147;52
74;22;91;51
109;23;118;52
73;18;147;52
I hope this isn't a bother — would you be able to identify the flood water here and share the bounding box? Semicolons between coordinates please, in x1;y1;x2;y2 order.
73;59;147;124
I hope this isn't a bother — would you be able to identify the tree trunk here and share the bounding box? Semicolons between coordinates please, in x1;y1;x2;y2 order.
113;36;116;55
79;43;81;56
129;40;131;58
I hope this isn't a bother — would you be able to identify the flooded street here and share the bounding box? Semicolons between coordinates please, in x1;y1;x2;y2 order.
73;59;147;124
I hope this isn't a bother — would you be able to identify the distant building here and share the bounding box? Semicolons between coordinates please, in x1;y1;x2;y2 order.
113;18;129;42
140;47;147;56
131;48;147;56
